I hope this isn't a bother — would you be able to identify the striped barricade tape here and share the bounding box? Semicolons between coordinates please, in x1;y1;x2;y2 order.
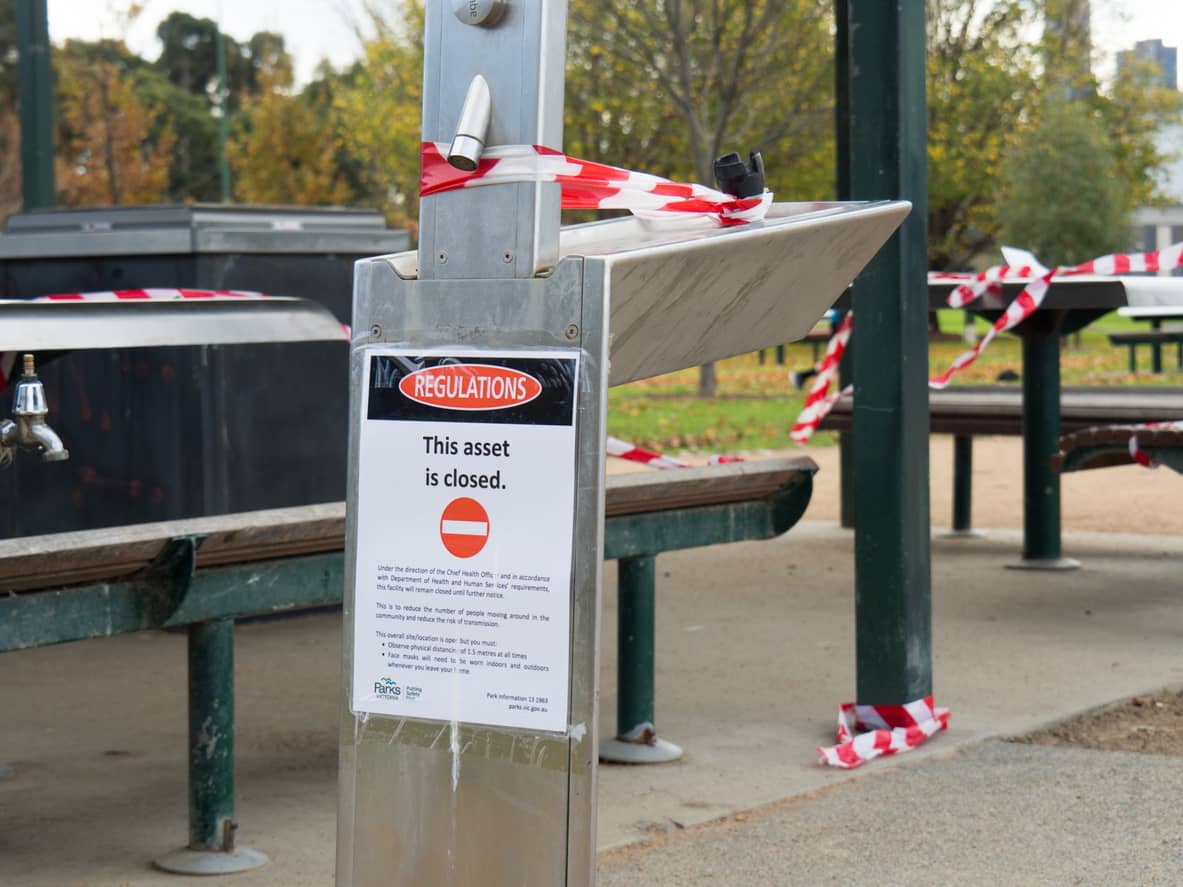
818;695;951;769
1128;420;1183;468
793;240;1183;442
421;142;773;227
606;436;743;470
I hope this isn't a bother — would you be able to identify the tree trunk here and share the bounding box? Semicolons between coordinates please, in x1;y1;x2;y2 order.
697;361;717;398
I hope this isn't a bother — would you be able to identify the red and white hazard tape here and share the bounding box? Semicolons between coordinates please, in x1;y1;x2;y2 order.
1128;421;1183;468
793;240;1183;440
0;288;351;389
789;312;852;444
606;435;743;470
421;143;773;228
34;288;267;301
818;695;951;769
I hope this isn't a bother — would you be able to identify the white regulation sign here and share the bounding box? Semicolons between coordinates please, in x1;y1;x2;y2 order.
351;348;579;733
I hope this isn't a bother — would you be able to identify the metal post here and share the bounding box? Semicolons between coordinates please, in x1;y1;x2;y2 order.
847;0;933;704
1152;319;1163;374
600;556;682;764
1013;319;1079;569
776;344;785;365
835;1;856;531
155;618;267;875
16;0;56;210
215;25;232;202
943;434;984;538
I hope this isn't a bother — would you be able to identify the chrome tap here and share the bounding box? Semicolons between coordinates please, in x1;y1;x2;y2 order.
0;354;69;465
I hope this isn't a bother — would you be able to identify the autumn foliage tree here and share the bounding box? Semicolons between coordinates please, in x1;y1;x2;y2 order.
228;72;356;206
54;40;177;206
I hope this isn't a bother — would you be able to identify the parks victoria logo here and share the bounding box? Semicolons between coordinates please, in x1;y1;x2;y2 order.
374;677;401;698
373;676;422;702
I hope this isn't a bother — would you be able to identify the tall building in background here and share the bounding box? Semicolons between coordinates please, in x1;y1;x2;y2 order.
1044;0;1093;93
1118;39;1179;90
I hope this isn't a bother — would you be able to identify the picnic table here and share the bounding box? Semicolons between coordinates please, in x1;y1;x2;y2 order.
1111;305;1183;373
926;275;1183;568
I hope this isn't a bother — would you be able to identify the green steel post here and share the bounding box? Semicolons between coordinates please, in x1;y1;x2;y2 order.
16;0;55;210
1020;320;1067;563
616;556;656;736
835;1;856;531
847;0;932;704
1152;319;1163;374
776;344;785;365
952;435;973;532
215;26;231;202
1128;345;1137;374
188;618;236;851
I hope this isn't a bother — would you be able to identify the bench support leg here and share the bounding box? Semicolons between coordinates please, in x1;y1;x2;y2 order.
775;344;785;365
942;435;984;538
155;618;268;875
1010;325;1079;571
600;556;682;764
1153;319;1163;374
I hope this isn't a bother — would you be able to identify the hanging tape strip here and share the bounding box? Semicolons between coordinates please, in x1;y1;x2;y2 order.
420;143;773;228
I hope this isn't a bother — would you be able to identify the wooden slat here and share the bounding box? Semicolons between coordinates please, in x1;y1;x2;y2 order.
822;386;1183;435
0;457;816;593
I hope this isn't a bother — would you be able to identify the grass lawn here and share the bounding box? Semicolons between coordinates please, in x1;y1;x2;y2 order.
606;309;1183;455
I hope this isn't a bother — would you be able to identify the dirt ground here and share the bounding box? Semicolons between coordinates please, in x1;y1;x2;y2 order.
1020;689;1183;756
628;435;1183;536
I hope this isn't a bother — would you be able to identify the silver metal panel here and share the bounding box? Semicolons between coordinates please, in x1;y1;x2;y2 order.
337;257;605;886
368;200;909;385
0;204;405;257
418;0;567;279
0;298;346;349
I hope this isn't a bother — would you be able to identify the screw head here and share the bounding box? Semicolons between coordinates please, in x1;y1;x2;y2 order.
437;251;448;264
564;323;579;341
370;323;382;337
453;0;508;27
503;250;514;263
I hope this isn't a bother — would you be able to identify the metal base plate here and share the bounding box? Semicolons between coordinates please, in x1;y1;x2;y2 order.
599;737;683;765
939;528;986;539
1005;556;1081;571
153;846;269;875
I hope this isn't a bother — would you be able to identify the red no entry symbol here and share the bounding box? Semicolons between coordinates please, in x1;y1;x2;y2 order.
439;497;490;558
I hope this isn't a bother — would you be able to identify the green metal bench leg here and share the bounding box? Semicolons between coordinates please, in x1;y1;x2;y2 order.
942;434;983;538
1128;345;1137;374
600;556;682;764
155;618;268;874
1152;320;1163;374
776;344;785;365
1010;325;1079;570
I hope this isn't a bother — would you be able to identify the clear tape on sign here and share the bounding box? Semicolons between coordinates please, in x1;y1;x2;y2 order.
420;142;773;229
818;695;950;769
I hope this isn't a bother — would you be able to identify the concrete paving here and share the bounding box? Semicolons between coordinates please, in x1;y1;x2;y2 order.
1;521;1181;885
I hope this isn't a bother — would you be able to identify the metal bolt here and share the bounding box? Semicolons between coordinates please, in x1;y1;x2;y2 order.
453;0;508;27
438;251;448;264
503;251;514;263
564;324;579;341
370;323;382;337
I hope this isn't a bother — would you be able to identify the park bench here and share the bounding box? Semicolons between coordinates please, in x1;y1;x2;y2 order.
0;455;815;855
1054;424;1183;475
820;386;1183;533
1107;330;1183;373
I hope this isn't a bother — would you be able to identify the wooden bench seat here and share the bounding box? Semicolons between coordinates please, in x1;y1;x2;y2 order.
0;455;816;784
819;386;1183;533
1055;424;1183;474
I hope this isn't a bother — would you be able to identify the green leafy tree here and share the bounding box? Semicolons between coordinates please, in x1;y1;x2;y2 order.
996;101;1131;265
567;0;834;396
54;39;177;205
228;73;357;206
333;3;425;234
926;0;1038;269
